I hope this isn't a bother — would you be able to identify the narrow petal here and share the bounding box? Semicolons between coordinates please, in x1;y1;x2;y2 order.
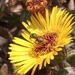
12;37;32;47
18;59;36;74
45;9;49;30
50;54;54;60
31;64;38;75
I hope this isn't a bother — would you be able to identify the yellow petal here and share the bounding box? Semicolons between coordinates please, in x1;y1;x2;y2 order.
30;15;42;29
45;9;49;30
9;44;30;51
18;59;36;74
12;37;32;47
31;64;38;75
46;54;50;64
50;54;54;60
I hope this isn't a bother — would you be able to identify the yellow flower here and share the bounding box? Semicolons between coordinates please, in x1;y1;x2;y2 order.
8;6;74;75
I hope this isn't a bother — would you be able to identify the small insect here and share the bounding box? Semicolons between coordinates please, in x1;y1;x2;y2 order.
30;33;37;39
36;37;44;43
30;33;43;43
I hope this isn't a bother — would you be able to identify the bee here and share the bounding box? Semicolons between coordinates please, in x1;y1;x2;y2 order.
30;33;43;43
30;33;37;39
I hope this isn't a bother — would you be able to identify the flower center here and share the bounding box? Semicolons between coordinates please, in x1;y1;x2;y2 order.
26;0;48;12
30;32;57;57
